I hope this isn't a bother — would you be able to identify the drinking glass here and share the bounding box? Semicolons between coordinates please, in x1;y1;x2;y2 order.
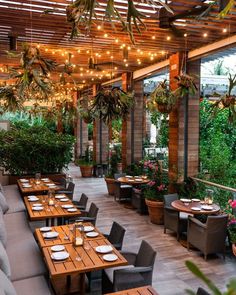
35;173;41;185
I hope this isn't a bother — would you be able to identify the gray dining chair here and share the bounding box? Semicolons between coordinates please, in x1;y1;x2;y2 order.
164;193;188;240
72;193;88;210
57;181;75;200
114;173;132;202
78;202;99;225
187;214;228;260
102;240;156;293
104;221;126;250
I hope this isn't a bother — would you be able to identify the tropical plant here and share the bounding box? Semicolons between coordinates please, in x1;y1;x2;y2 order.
212;74;236;122
147;80;177;114
218;0;234;18
90;87;134;124
174;73;198;98
65;0;173;44
0;125;75;175
0;44;56;106
185;260;236;295
76;145;93;166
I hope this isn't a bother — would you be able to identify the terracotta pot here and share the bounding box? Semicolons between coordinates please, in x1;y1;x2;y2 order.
145;199;164;225
232;244;236;256
105;177;116;195
79;165;93;177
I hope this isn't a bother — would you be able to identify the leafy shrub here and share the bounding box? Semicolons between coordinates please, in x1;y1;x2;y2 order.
0;126;75;175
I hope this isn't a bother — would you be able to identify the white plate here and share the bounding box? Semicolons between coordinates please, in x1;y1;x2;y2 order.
32;203;42;207
95;245;113;254
201;205;213;211
43;231;59;239
86;232;99;238
28;197;39;202
51;251;69;261
84;226;94;232
20;179;29;183
103;254;118;262
41;178;49;181
32;207;43;211
40;227;52;232
55;195;66;199
191;207;201;211
51;245;65;252
46;183;56;187
125;175;132;178
191;198;201;202
61;204;73;209
22;184;32;188
60;198;69;202
135;179;142;182
180;198;191;203
128;179;134;182
67;208;77;212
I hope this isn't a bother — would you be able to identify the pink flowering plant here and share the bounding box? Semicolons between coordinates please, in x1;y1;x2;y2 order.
226;199;236;243
141;160;168;202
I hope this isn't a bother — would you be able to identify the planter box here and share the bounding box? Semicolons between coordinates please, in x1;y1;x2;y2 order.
9;173;66;185
79;165;93;177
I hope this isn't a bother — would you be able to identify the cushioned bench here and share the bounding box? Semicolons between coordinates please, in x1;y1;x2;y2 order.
2;185;25;214
0;184;52;295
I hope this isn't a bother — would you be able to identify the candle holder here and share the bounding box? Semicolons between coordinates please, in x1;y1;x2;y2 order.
73;221;84;247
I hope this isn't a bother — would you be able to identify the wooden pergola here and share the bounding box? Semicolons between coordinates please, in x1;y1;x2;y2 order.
0;0;236;182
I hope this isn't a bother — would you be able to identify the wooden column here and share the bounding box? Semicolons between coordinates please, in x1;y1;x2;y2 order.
168;53;200;188
121;72;132;170
75;90;88;158
92;84;109;164
122;74;144;167
186;59;200;177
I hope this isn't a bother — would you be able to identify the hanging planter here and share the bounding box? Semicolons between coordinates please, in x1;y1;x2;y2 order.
212;74;236;122
90;87;134;124
147;80;177;114
174;73;198;98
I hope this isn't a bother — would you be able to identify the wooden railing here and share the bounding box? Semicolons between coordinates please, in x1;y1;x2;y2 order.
191;177;236;194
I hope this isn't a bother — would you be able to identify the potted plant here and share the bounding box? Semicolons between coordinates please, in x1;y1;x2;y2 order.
225;199;236;255
104;146;119;195
142;160;168;224
75;146;94;177
148;80;177;114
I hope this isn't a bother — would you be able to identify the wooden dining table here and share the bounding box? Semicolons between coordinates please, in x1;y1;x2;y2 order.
106;285;159;295
17;178;60;195
117;176;150;186
171;199;220;215
24;195;81;225
38;225;127;295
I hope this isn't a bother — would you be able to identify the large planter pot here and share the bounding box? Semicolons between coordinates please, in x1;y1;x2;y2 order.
145;199;164;225
9;173;66;185
105;177;116;195
79;165;93;177
232;244;236;256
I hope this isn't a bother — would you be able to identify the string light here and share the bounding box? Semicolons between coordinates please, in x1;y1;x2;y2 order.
203;33;208;37
167;36;171;41
223;28;227;33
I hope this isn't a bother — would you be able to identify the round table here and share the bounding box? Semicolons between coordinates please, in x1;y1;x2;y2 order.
117;177;150;186
171;200;220;215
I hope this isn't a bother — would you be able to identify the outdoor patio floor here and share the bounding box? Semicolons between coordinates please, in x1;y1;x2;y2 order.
67;164;236;295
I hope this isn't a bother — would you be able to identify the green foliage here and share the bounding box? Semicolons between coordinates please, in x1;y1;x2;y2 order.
185;260;236;295
76;145;93;166
0;125;75;175
112;118;122;142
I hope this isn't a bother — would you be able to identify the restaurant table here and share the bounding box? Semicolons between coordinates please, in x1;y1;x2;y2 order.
41;232;127;294
117;176;150;186
35;223;104;248
106;285;159;295
24;195;81;225
171;200;220;215
17;178;60;195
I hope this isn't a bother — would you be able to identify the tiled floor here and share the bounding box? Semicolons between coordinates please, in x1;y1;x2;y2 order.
67;164;236;295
